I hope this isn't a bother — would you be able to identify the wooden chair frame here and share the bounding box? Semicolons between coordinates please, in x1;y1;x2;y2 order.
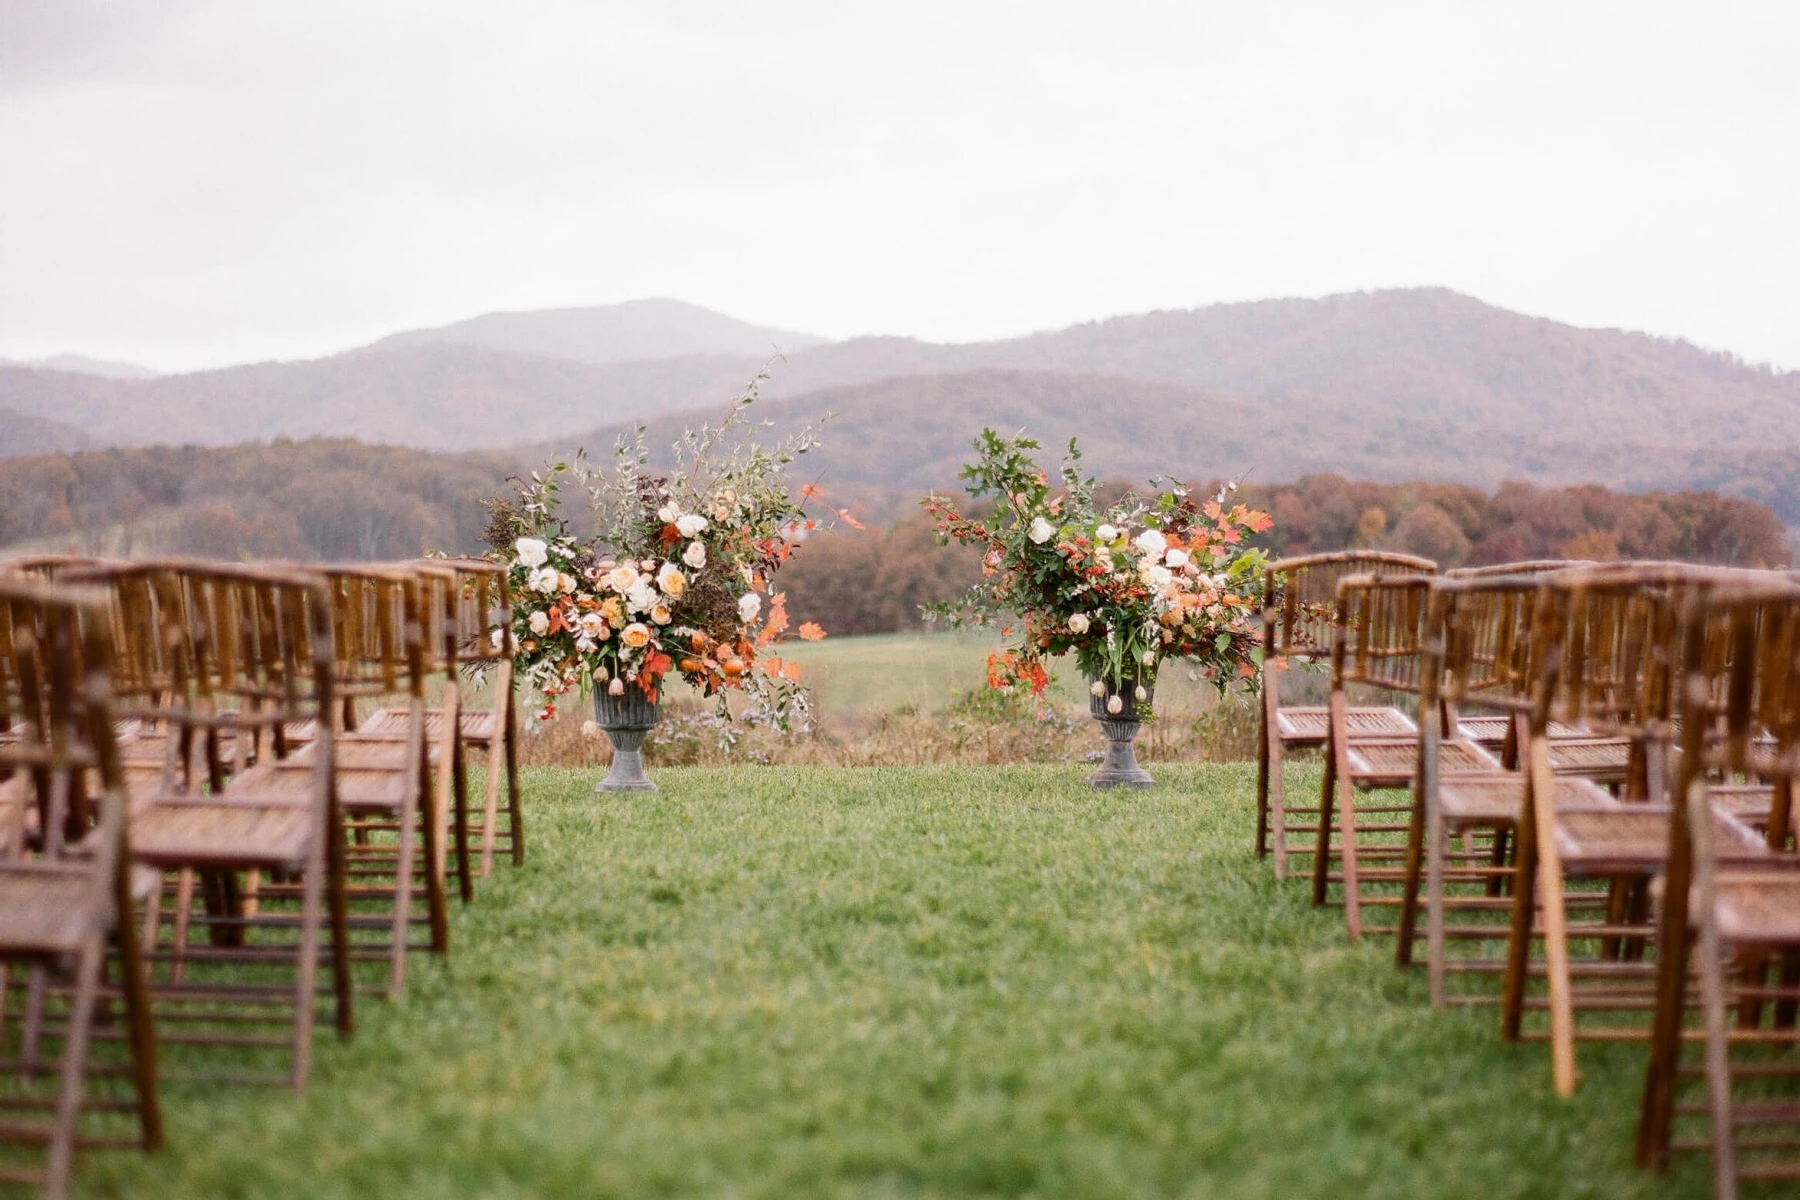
1256;551;1436;879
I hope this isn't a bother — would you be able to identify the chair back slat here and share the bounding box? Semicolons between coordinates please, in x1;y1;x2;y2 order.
1264;551;1436;662
1333;573;1435;696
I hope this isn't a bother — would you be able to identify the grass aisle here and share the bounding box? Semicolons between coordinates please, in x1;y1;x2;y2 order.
80;765;1710;1198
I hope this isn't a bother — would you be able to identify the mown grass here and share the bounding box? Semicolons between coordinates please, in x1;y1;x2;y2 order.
76;764;1714;1198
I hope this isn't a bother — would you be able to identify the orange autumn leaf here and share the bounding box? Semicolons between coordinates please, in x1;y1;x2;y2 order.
799;482;824;499
797;621;826;641
835;507;866;530
781;660;802;682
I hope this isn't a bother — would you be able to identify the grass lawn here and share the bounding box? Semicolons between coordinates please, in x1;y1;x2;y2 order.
76;764;1714;1198
779;631;1250;720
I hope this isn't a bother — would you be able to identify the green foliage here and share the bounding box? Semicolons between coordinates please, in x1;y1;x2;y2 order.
75;764;1713;1198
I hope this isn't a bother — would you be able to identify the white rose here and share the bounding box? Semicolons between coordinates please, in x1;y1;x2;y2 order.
1135;529;1167;557
1148;565;1173;588
1096;524;1119;542
528;566;560;594
1068;613;1090;634
626;580;659;614
1028;516;1055;544
682;541;706;569
656;563;686;597
650;603;672;625
489;628;505;650
527;611;549;636
676;514;709;538
1165;548;1189;569
657;505;681;524
605;565;640;594
558;572;577;594
514;537;548;569
738;592;762;623
578;613;606;637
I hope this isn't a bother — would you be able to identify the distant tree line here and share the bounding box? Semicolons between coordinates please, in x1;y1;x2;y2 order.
0;445;1787;637
0;439;510;561
779;475;1791;635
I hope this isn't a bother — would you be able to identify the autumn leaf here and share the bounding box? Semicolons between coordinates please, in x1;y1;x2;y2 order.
798;621;826;641
836;507;867;530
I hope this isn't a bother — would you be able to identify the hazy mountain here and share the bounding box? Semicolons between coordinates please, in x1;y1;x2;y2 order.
2;354;160;379
361;298;830;365
0;407;95;457
5;288;1798;520
564;365;1800;525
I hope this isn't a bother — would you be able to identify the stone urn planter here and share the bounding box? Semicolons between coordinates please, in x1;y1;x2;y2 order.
592;685;660;793
1086;674;1155;790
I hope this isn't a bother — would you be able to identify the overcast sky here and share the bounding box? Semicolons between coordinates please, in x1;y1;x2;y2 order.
1;1;1795;374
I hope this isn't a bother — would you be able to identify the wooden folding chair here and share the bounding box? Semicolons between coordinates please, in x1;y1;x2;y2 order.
286;565;446;996
1255;551;1436;879
65;561;353;1092
1395;571;1620;1007
1637;577;1800;1194
360;559;523;883
0;577;161;1198
1500;565;1771;1096
1313;572;1500;938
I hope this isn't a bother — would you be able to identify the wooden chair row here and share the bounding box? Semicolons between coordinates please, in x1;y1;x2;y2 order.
1259;554;1800;1197
0;555;524;1196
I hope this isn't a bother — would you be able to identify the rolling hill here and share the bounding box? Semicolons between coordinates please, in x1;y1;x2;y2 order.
5;289;1798;520
359;297;829;364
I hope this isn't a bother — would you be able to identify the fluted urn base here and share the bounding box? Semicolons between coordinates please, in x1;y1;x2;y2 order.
592;687;660;793
1085;675;1155;790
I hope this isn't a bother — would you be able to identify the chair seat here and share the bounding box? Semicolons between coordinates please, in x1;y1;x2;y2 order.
1555;803;1766;876
1545;737;1631;783
363;706;499;743
1706;783;1775;832
1438;771;1617;828
130;788;313;871
1710;871;1800;943
1452;715;1509;750
245;740;413;815
1345;737;1498;788
0;870;95;955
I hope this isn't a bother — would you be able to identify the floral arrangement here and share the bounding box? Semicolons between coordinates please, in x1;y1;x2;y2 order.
922;429;1273;710
482;374;832;728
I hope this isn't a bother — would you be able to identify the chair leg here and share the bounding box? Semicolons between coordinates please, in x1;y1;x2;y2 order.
328;812;354;1039
170;868;196;985
1528;743;1577;1096
479;731;504;878
45;934;104;1200
419;754;449;956
1690;836;1739;1199
1313;740;1337;909
113;860;163;1150
1395;755;1431;973
1255;680;1272;863
290;841;324;1093
388;789;418;996
504;693;524;867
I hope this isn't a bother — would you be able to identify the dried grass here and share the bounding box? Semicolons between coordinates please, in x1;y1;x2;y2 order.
516;685;1261;771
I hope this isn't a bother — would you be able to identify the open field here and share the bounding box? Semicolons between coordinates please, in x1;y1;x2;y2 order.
75;764;1713;1198
776;631;1268;720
